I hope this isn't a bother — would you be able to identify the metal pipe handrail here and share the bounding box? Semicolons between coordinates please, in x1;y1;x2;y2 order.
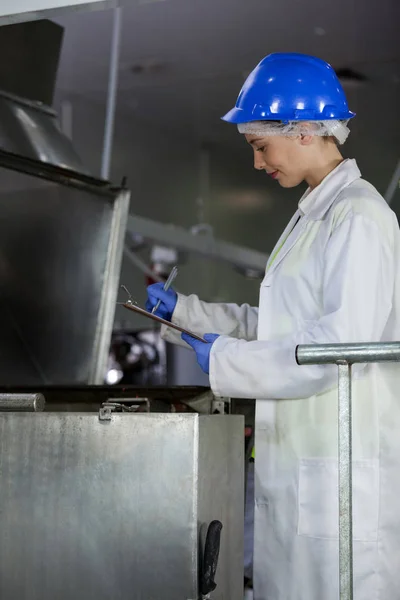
296;341;400;600
296;341;400;365
0;393;45;412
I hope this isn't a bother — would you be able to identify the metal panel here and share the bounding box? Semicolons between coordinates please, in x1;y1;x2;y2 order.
0;92;89;173
198;416;244;600
0;160;129;384
0;412;244;600
89;188;130;383
0;20;63;106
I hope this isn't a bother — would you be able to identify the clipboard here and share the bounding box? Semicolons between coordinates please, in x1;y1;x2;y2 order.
121;302;207;343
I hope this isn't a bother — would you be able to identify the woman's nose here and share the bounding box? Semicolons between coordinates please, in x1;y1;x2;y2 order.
253;150;265;171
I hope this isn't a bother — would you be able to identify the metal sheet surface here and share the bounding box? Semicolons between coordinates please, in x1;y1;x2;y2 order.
198;416;244;600
0;413;243;600
0;164;129;384
0;93;89;173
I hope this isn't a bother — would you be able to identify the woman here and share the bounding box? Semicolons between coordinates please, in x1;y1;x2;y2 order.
146;53;400;600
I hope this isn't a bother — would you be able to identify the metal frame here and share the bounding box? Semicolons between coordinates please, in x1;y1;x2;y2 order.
0;90;57;116
101;6;122;180
296;341;400;600
0;149;114;196
89;187;130;383
126;213;269;274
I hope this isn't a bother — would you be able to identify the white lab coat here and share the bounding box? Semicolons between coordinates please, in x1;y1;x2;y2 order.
162;159;400;600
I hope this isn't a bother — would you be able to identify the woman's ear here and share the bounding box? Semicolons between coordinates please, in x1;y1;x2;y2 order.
299;134;314;146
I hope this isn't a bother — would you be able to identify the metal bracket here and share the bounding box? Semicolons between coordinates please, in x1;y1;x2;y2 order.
211;400;225;415
99;398;151;420
107;398;151;412
211;397;230;415
99;405;114;421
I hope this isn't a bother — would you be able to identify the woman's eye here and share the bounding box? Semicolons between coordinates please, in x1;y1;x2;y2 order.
256;146;265;152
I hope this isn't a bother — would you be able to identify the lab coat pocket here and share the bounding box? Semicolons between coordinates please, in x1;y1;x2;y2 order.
297;458;379;541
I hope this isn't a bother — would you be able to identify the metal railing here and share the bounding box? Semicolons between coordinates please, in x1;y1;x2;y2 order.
0;393;45;412
296;342;400;600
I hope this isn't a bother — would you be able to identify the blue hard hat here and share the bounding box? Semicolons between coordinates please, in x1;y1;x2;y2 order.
222;53;355;124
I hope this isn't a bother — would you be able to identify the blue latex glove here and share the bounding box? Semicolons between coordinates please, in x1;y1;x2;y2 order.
146;282;178;321
181;333;220;374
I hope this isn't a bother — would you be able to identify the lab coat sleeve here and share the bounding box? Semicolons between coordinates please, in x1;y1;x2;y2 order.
209;214;394;399
161;293;259;347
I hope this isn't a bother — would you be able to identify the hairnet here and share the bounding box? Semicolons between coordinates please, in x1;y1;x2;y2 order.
237;119;350;145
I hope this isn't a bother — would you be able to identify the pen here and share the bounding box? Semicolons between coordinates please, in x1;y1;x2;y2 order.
151;265;178;314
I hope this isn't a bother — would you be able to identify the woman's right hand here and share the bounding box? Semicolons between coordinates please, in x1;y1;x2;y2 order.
145;282;178;321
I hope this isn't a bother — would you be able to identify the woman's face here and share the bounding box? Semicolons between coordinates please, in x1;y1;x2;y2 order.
245;133;313;188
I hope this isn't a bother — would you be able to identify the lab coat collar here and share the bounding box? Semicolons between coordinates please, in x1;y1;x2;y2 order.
298;159;361;220
264;159;361;278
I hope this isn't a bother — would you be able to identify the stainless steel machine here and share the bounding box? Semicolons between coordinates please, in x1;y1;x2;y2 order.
0;151;129;385
0;146;246;595
0;18;245;600
0;391;244;600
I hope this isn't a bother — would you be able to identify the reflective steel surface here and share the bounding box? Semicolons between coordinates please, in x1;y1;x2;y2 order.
338;364;353;600
296;341;400;600
0;161;129;385
0;91;90;174
0;393;45;411
0;413;244;600
296;341;400;365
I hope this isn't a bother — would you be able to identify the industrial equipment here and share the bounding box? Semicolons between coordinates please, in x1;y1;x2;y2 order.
0;13;247;600
0;151;129;385
0;389;244;600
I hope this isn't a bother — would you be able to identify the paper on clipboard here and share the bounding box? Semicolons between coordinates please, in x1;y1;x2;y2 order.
121;302;207;343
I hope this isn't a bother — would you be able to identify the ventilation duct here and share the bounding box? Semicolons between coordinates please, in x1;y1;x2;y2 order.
0;19;89;174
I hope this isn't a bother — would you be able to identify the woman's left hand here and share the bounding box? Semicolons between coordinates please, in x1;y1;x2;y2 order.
181;333;220;374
